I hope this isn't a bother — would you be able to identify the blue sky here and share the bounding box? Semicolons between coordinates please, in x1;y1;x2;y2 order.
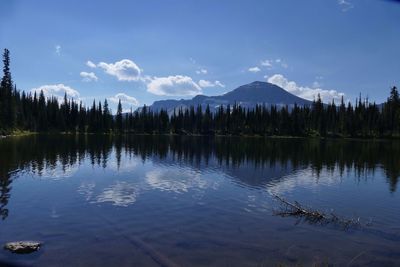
0;0;399;112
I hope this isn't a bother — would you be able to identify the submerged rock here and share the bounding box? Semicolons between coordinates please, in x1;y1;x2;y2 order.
4;241;41;254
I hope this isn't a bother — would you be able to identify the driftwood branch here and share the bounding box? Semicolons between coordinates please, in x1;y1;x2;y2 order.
273;195;361;229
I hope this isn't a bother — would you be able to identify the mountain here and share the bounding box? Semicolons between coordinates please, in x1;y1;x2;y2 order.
148;81;313;113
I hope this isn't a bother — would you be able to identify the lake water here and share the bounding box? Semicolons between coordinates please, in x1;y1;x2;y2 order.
0;135;399;266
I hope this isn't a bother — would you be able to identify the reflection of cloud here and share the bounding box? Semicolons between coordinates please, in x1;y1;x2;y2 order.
145;168;217;193
35;162;79;180
94;181;138;207
266;168;341;196
108;154;139;173
50;206;60;219
78;182;96;201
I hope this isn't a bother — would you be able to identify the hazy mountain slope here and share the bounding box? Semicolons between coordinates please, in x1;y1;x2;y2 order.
149;81;313;113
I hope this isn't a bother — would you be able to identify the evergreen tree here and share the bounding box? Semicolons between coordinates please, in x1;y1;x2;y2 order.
116;99;123;133
0;49;15;130
1;48;400;138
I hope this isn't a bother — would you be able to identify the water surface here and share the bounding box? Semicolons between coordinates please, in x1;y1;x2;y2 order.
0;135;399;266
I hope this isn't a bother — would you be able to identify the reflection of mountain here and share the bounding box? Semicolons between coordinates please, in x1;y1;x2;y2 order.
266;168;343;196
0;134;400;217
220;162;295;188
149;154;295;189
145;167;218;193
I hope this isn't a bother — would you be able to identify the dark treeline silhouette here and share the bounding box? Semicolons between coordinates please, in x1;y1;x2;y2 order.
0;135;400;219
1;48;400;137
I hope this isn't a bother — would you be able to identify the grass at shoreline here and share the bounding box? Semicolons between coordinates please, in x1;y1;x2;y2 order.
0;130;38;138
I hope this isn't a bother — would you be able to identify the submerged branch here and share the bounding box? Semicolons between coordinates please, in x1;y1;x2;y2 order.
273;195;362;229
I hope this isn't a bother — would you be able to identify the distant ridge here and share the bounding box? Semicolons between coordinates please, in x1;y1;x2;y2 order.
148;81;312;113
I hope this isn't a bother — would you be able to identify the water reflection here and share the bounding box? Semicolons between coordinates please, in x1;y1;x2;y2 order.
94;181;139;207
0;135;399;219
145;168;216;193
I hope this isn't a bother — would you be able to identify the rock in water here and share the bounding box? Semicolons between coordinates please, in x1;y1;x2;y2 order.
4;241;41;254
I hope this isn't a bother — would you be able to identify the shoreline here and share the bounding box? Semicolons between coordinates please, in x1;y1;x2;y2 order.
1;130;399;141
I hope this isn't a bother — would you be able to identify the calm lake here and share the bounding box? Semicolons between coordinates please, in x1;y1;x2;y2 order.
0;135;399;266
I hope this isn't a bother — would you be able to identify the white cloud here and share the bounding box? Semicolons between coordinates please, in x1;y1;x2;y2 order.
248;66;261;73
31;84;80;100
189;57;196;64
312;81;322;88
260;58;288;69
198;79;225;88
147;75;202;96
109;93;139;106
86;60;96;68
214;81;225;88
98;59;141;81
196;68;208;75
267;74;344;103
338;0;353;11
80;71;98;82
55;45;61;55
261;60;273;68
313;76;324;88
198;80;213;87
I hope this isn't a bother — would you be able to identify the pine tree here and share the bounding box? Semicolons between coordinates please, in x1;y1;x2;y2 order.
103;99;111;132
0;49;15;130
116;99;123;133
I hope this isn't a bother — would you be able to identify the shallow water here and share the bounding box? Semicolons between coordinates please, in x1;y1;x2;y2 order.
0;135;399;266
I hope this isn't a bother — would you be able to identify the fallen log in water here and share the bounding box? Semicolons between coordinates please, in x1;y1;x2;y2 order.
273;195;361;229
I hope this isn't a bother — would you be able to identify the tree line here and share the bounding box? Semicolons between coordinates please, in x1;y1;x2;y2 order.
0;48;399;137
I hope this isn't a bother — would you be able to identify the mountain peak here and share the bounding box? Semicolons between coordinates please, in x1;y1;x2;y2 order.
149;81;312;113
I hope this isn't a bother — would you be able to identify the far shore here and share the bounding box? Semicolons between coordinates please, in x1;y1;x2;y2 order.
1;130;399;141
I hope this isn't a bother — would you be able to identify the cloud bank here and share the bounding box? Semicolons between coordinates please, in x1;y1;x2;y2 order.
338;0;354;12
31;84;80;100
147;75;202;96
198;79;225;88
98;59;141;81
86;60;96;68
267;74;344;103
196;69;208;75
86;58;226;97
260;58;288;69
109;93;139;106
80;71;98;82
248;66;261;73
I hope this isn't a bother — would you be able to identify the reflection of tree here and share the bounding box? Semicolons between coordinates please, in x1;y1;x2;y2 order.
0;135;400;220
0;173;11;220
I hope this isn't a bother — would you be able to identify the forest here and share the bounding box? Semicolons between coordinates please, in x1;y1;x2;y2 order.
1;48;399;137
